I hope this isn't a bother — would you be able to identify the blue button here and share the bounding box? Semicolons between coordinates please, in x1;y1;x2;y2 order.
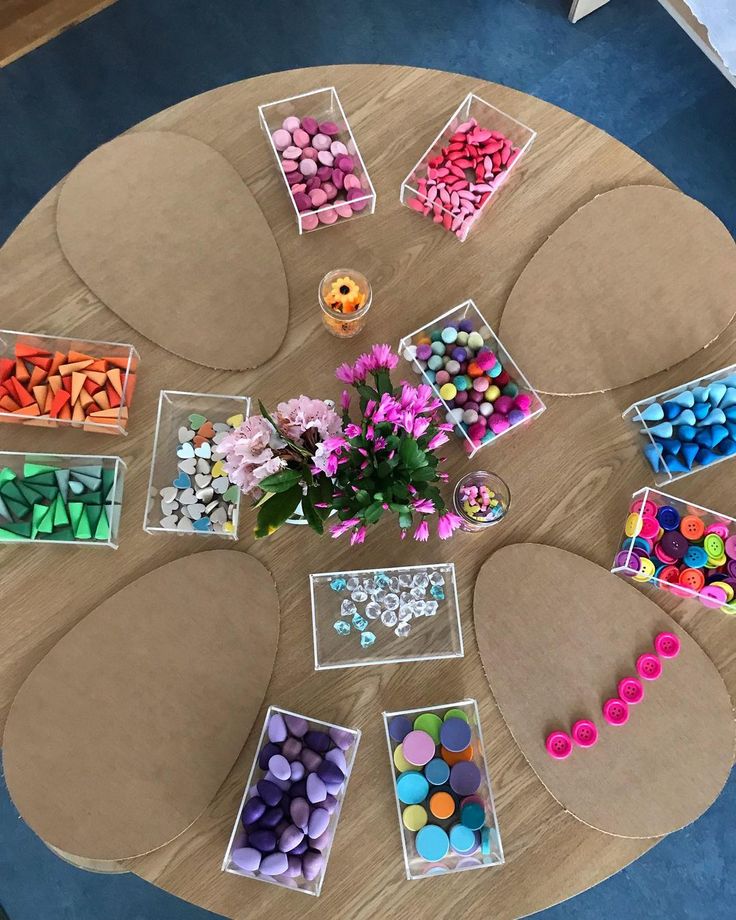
657;505;680;530
684;545;708;568
450;823;477;854
416;824;449;862
424;758;450;786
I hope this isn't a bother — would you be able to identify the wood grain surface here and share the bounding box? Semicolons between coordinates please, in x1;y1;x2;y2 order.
1;65;734;920
0;0;116;67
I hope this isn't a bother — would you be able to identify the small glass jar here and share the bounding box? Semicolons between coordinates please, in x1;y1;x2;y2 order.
453;471;510;532
319;268;372;338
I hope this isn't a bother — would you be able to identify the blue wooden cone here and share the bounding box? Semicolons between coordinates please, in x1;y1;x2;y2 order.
681;442;699;469
647;422;673;438
693;402;710;420
719;438;736;456
695;429;714;448
719;374;736;387
710;424;730;448
725;406;736;421
643;443;663;472
662;401;682;420
671;409;695;426
696;448;719;466
664;454;689;473
633;403;664;422
671;390;695;408
692;386;710;402
708;382;727;406
676;425;697;442
702;408;727;425
720;387;736;409
656;437;683;455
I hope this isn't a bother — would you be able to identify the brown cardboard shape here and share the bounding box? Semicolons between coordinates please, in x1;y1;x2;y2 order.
56;131;289;370
473;543;735;838
2;550;280;860
499;186;736;395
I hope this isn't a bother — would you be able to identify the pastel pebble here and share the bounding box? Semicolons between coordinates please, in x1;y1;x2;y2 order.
319;121;339;135
331;140;348;156
416;824;450;862
312;133;331;150
301;146;317;159
301;214;319;231
272;129;291;149
282;115;301;132
318;208;338;224
292;128;310;147
396;770;430;805
268;712;287;743
260;852;288;876
268;754;291;781
308;807;330;839
299;158;318;176
317;150;334;166
301;116;319;134
402;729;436;766
282;159;298;173
343;173;362;191
231;846;261;872
329;726;355;750
282;145;301;159
309;189;328;208
306;772;327;803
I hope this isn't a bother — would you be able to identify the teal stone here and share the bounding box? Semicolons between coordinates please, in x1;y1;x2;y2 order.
424;370;436;384
431;341;446;356
455;375;470;391
501;382;518;397
441;326;458;345
430;330;442;342
481;431;495;443
193;516;211;531
427;355;443;371
334;620;350;636
330;577;347;591
360;631;376;648
352;612;368;631
430;585;445;600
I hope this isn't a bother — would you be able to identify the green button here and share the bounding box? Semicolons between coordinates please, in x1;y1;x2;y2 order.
413;712;443;744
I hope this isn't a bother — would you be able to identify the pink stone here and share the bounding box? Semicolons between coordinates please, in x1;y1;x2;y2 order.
301;146;318;160
342;173;361;191
293;128;310;147
299;158;317;177
317;150;334;167
317;207;338;224
335;201;354;219
282;145;301;160
322;181;338;200
312;133;331;151
330;140;348;157
301;116;319;135
347;187;369;211
272;128;291;150
282;159;298;173
309;188;328;208
282;116;301;133
301;213;319;231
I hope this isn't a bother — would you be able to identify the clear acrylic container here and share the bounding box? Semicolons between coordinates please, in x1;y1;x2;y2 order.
0;329;139;435
398;299;546;457
222;705;361;896
623;363;736;485
400;92;536;242
611;487;736;614
258;87;376;234
143;390;250;538
0;451;125;548
382;699;504;880
310;563;463;670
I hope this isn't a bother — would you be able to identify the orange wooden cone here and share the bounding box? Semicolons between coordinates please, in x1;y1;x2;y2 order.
14;358;30;382
47;375;62;394
92;390;110;411
13;404;41;417
27;355;52;372
15;343;50;359
28;365;47;389
48;351;66;376
59;359;93;376
0;395;20;412
67;350;95;363
58;402;72;421
32;384;48;411
49;389;71;419
0;358;14;381
84;370;108;387
71;371;86;404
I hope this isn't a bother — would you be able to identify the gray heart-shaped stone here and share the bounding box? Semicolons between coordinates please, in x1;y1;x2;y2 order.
178;488;196;505
210;507;227;524
178;426;195;443
212;476;229;494
177;458;196;475
194;473;212;489
187;503;206;520
196;458;211;475
160;515;178;529
196;486;214;504
160;486;178;503
177;516;194;531
161;499;179;516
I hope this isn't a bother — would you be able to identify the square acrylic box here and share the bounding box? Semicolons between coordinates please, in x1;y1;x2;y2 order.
310;563;463;670
623;363;736;485
611;487;736;613
0;451;125;548
400;92;536;241
383;699;504;880
258;86;376;233
222;705;361;896
0;328;139;435
143;390;250;538
399;299;545;457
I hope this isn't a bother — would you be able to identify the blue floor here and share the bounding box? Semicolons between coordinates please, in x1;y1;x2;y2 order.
1;1;735;917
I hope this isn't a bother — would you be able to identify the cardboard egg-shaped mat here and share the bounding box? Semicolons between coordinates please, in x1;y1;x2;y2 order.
473;543;734;838
2;550;279;861
499;186;736;395
56;131;289;370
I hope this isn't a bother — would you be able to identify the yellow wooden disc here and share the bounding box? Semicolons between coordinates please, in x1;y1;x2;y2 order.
394;743;412;773
402;804;428;832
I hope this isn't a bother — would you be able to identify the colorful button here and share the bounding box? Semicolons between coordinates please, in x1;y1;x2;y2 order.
393;743;412;773
440;717;472;753
618;676;644;704
639;514;660;540
602;698;629;726
625;513;643;538
654;631;681;658
416;824;449;862
424;757;450;786
402;730;436;767
631;497;658;517
429;791;455;820
571;719;598;748
449;823;477;854
632;558;656;582
657;505;680;530
683;545;708;568
443;708;469;723
710;580;735;602
704;533;725;558
657;564;681;587
724;535;736;560
680;515;705;541
700;584;728;608
402;804;428;832
441;744;473;766
636;653;662;680
450;761;482;796
705;522;730;540
660;530;689;559
678;568;705;592
413;712;443;744
388;716;412;743
460;802;485;830
545;730;573;759
396;770;430;805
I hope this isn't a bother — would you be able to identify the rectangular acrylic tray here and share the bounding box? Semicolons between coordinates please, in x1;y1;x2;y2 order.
398;299;545;457
222;705;361;896
143;389;250;538
382;699;504;880
258;86;376;233
399;91;536;241
0;328;139;435
623;362;736;485
310;562;463;670
610;486;736;613
0;451;125;548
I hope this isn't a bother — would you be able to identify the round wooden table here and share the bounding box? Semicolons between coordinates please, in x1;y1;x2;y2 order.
2;65;735;920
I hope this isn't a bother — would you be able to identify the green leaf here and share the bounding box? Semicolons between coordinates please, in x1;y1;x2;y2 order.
258;468;303;493
356;384;378;404
364;501;384;525
301;489;323;535
355;489;372;507
375;370;391;395
411;465;440;482
398;510;413;530
254;485;302;538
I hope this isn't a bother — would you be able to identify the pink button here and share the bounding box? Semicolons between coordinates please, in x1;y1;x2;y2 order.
639;514;660;540
654;632;681;658
602;698;629;726
705;522;730;540
699;584;728;609
545;730;573;759
618;676;644;704
725;534;736;560
402;729;436;767
636;653;663;680
630;498;658;517
571;719;598;748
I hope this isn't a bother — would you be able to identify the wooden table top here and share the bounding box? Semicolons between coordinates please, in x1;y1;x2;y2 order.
2;64;735;920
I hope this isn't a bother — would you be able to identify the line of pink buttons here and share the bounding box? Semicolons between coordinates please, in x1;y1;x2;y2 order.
545;631;681;760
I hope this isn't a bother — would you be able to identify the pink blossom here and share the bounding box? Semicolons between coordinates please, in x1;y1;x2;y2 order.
350;526;366;545
219;415;287;499
413;520;430;542
427;431;450;451
373;393;402;424
340;390;351;412
275;395;342;446
336;363;356;384
344;423;362;438
330;517;360;538
412;497;436;514
364;399;376;417
438;512;463;540
353;353;375;380
370;343;399;371
412;416;432;438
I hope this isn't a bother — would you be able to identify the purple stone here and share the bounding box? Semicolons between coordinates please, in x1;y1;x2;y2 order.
449;760;482;797
335;154;354;173
290;796;310;830
291;838;309;855
290;778;307;799
329;727;354;751
322;793;338;814
324;748;347;772
301;116;319;135
440;717;472;753
317;760;345;785
451;347;467;363
268;713;287;743
231;846;261;872
293;192;312;212
260;851;289;876
316;165;332;181
274;819;289;836
324;780;343;796
388;716;412;743
285;854;303;877
257;779;282;807
306;772;327;804
278;823;305;853
286;170;302;186
248;829;276;853
241;795;265;826
263;771;291;791
290;761;305;781
283;714;309;737
308;807;330;839
319;121;339;136
304;730;331;753
259;806;284;829
258;741;281;771
331;168;345;189
282;737;302;761
309;829;330;852
300;748;322;772
458;318;474;333
305;176;321;193
302;849;323;881
268;754;292;781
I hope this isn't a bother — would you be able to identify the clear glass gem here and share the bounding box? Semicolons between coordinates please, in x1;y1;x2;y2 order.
410;586;425;599
383;593;399;610
360;631;376;649
341;599;357;618
412;572;429;589
351;589;368;602
389;576;401;592
430;585;445;600
413;599;427;617
365;601;382;620
398;572;412;587
398;605;413;621
424;600;439;616
380;609;398;628
333;620;350;635
374;572;391;588
346;576;360;591
395;621;412;638
429;571;445;586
